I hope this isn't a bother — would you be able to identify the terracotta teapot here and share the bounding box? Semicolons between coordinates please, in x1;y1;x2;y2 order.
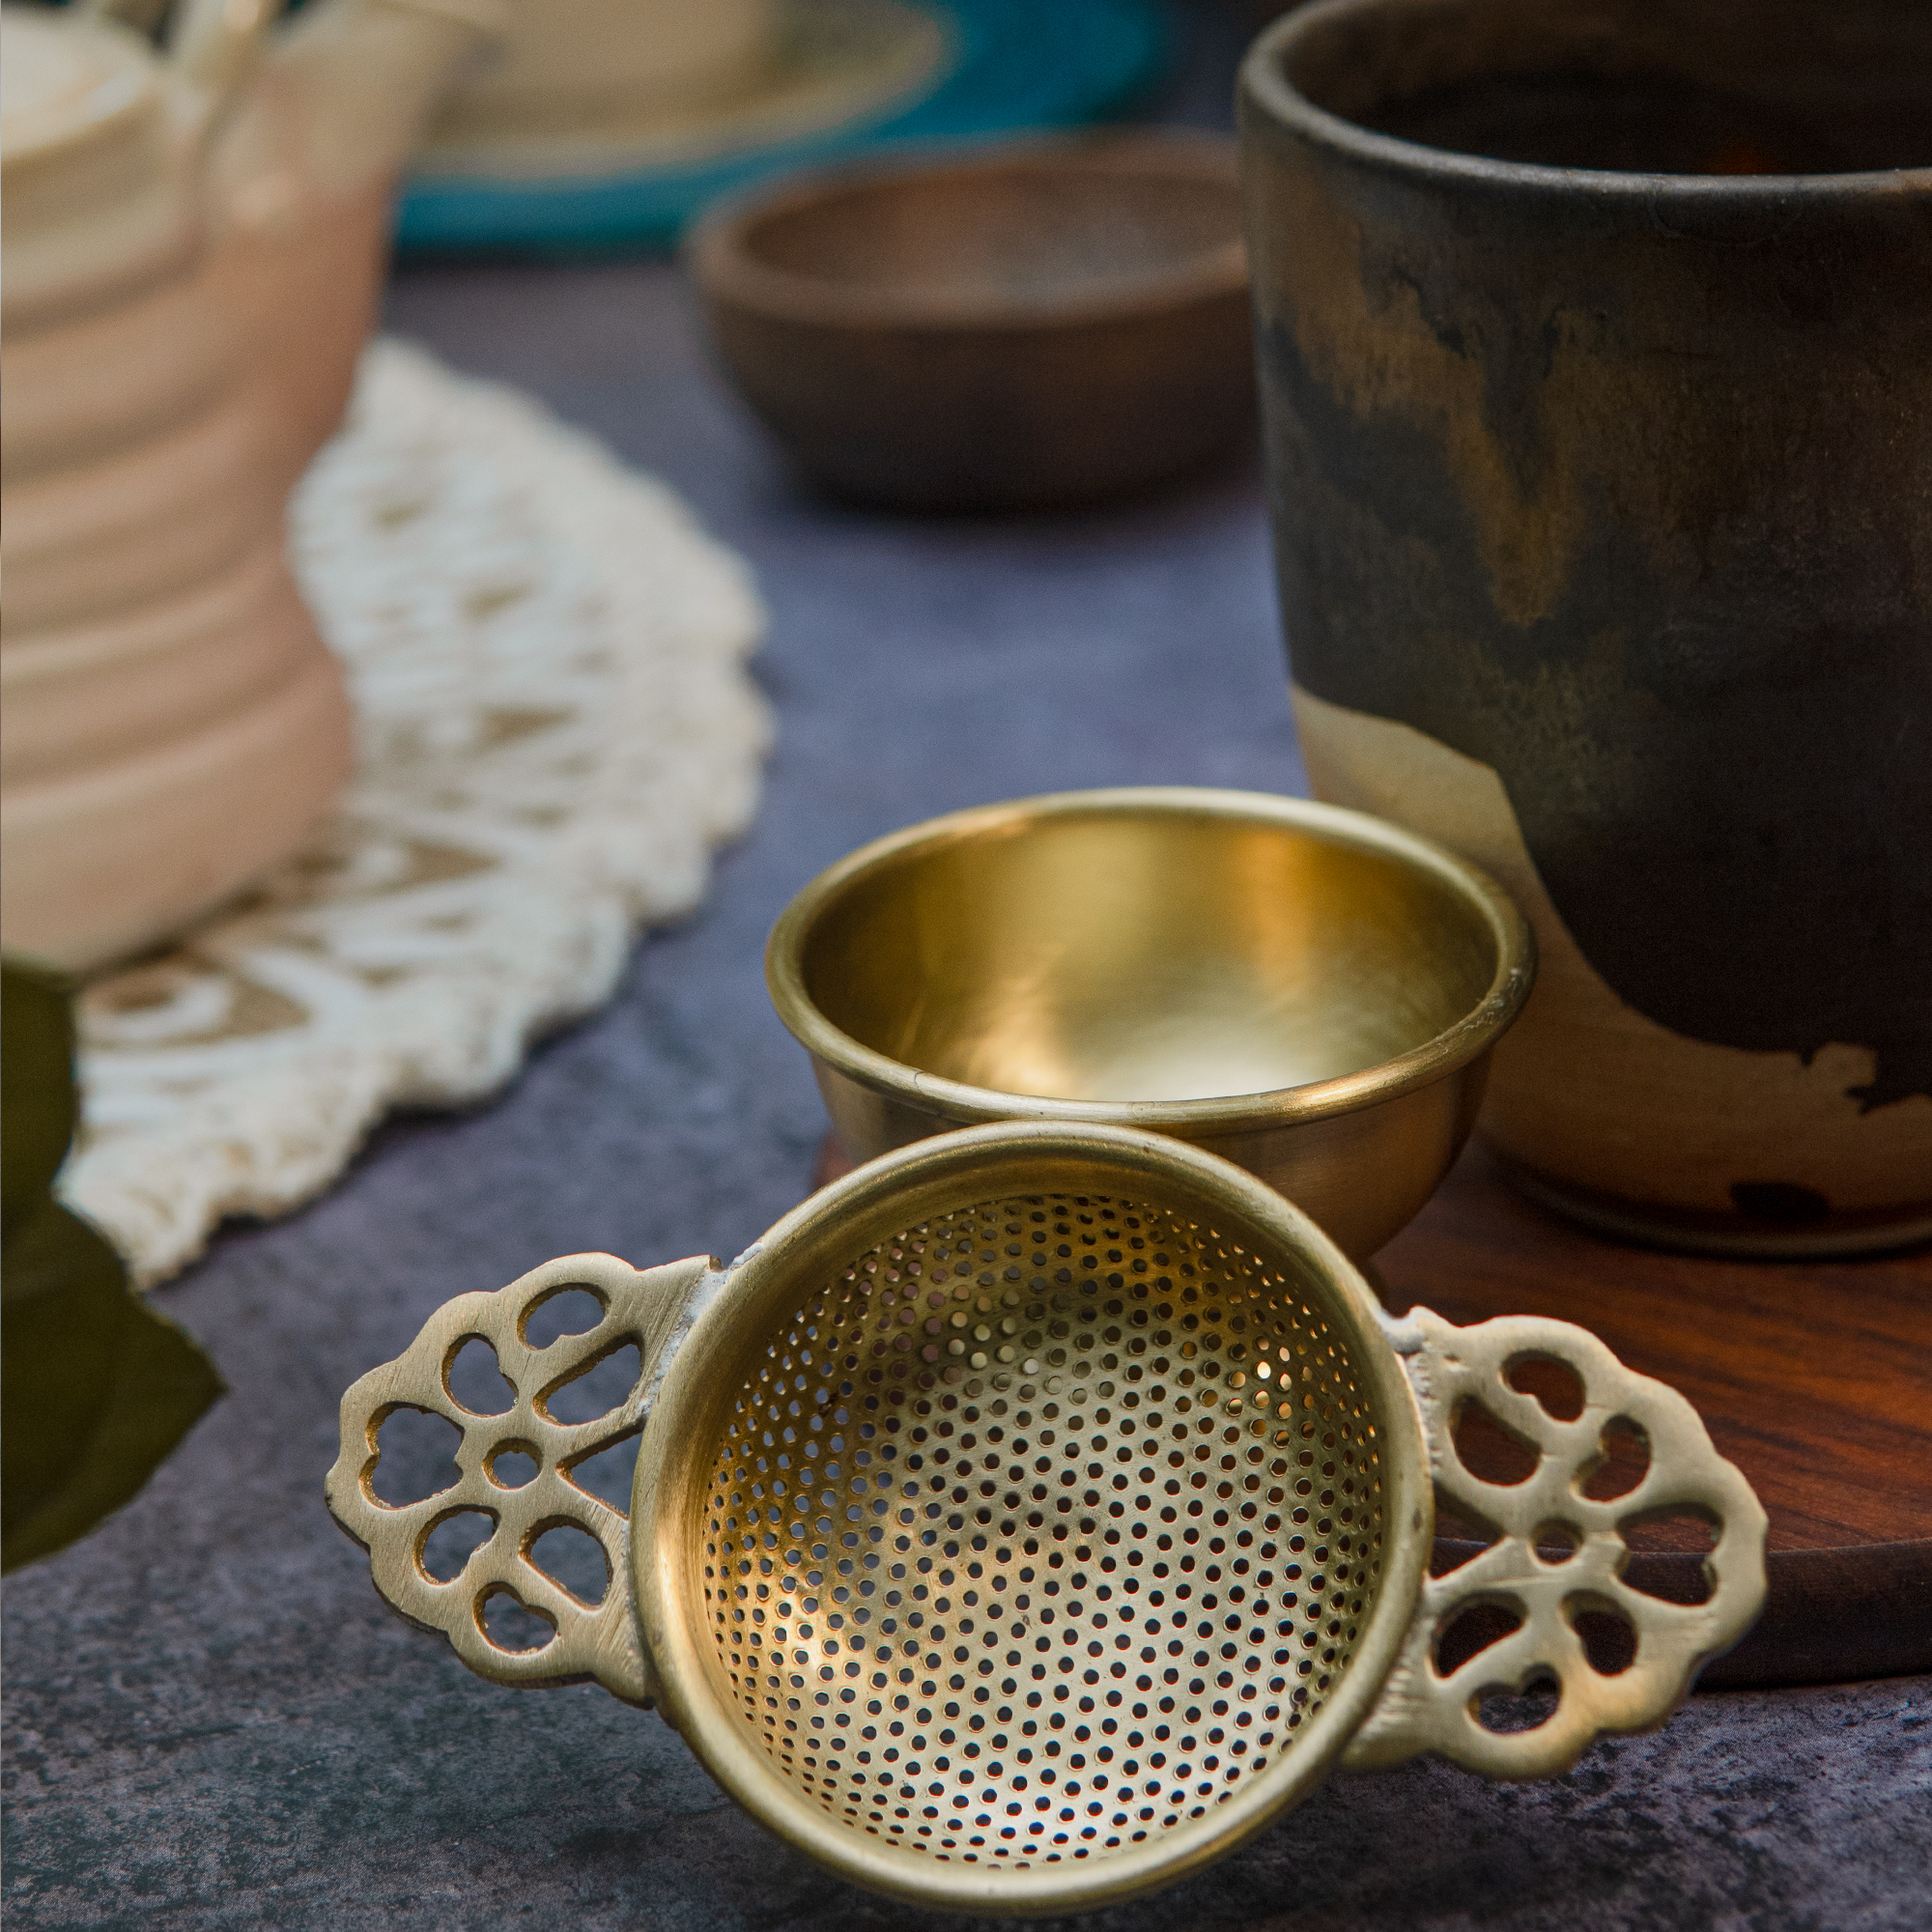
0;0;501;971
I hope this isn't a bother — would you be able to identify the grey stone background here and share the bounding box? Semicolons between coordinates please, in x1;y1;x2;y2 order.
5;11;1927;1927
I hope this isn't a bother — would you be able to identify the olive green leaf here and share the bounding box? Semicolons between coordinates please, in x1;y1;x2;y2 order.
2;959;223;1574
1;959;75;1227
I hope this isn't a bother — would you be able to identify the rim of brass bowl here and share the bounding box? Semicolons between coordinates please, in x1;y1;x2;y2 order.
686;129;1248;333
765;786;1534;1138
632;1119;1432;1917
1239;0;1932;196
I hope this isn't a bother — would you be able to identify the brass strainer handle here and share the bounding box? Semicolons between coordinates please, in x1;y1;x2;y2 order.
325;1251;718;1708
1343;1306;1767;1779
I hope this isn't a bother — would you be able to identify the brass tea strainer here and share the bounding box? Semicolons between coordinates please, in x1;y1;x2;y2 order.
327;1122;1765;1916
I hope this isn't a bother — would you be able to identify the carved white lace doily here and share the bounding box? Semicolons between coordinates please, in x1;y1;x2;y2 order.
60;339;772;1288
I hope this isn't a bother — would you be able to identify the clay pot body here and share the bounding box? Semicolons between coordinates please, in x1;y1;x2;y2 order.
0;0;499;971
1239;0;1932;1255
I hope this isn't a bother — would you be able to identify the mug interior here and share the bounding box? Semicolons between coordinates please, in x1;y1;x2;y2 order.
790;796;1502;1108
638;1128;1424;1909
1276;0;1932;175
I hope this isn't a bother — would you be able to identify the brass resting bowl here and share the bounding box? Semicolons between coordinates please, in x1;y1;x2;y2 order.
689;132;1254;509
766;788;1535;1257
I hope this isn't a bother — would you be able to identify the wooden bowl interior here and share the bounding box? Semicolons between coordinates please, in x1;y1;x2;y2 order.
732;156;1245;310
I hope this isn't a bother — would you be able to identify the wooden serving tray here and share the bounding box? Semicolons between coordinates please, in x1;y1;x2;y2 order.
812;1133;1931;1688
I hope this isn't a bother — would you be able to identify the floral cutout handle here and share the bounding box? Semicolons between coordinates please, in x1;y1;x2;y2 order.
1345;1306;1768;1778
326;1251;721;1708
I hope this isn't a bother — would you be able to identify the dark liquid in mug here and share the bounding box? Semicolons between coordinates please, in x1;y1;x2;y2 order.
1362;69;1928;175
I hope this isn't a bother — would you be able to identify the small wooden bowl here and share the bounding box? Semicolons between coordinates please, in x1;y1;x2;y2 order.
689;133;1254;510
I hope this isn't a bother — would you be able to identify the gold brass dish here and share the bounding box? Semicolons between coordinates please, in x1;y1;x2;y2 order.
328;1122;1764;1916
766;787;1535;1258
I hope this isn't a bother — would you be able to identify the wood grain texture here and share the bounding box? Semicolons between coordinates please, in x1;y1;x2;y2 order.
811;1130;1932;1685
1377;1139;1932;1551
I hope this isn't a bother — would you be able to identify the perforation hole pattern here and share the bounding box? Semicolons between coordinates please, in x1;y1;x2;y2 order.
701;1191;1384;1872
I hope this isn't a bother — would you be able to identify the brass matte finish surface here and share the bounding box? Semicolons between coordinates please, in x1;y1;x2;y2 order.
766;788;1534;1257
635;1124;1425;1914
332;1122;1766;1914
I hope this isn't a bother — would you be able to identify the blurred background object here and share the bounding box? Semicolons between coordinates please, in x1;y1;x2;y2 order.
396;0;1177;253
692;131;1252;509
433;0;787;141
1241;0;1932;1256
416;0;947;187
0;0;501;969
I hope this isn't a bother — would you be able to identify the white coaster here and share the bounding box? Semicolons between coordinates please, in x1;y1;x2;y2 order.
62;340;772;1287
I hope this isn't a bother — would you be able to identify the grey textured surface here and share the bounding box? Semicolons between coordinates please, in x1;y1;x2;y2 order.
7;30;1932;1928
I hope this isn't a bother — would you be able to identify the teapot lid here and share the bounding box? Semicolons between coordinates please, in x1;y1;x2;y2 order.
1;6;198;331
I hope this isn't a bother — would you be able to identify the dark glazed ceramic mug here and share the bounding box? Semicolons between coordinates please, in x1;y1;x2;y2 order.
1238;0;1932;1255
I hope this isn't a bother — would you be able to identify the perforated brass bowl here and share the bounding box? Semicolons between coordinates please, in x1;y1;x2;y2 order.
639;1123;1424;1913
767;787;1534;1257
